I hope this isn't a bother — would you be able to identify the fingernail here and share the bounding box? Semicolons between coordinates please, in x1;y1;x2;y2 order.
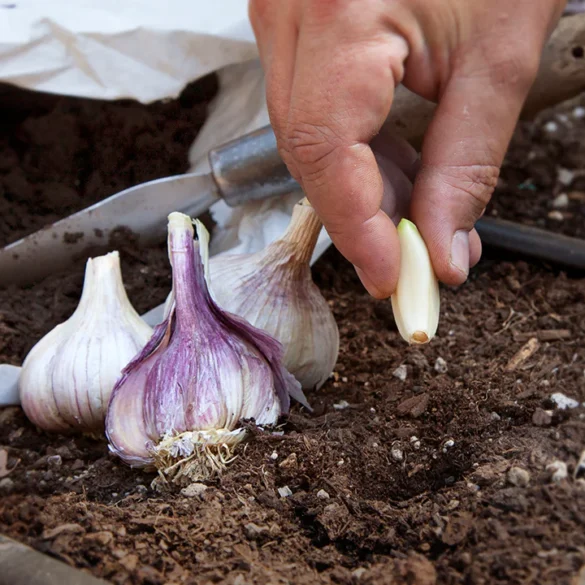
354;266;389;299
450;230;469;277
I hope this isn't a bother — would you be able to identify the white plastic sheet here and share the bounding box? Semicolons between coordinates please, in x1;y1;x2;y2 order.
0;0;257;102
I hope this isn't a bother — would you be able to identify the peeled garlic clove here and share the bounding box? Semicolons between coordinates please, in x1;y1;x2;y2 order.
106;213;309;480
390;219;440;344
19;251;153;433
209;199;339;390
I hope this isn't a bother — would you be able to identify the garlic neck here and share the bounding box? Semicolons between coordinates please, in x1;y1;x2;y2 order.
168;213;213;331
278;202;323;265
75;252;136;319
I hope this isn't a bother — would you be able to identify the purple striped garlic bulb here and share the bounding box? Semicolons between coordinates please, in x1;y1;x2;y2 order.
209;199;339;390
19;251;153;433
105;212;309;482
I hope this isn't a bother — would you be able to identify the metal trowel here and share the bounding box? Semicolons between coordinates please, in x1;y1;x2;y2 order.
0;125;300;288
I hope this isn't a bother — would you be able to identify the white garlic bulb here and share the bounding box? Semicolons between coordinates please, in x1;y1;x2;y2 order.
208;199;339;390
391;219;440;344
19;251;153;433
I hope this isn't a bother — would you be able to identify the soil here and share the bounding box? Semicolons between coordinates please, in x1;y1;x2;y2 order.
0;77;584;585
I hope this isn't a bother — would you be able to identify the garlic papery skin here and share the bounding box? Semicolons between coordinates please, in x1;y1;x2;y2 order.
390;219;440;344
208;199;339;390
19;251;153;433
105;213;309;482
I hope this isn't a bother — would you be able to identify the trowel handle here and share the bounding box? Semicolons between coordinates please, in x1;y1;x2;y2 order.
208;125;302;207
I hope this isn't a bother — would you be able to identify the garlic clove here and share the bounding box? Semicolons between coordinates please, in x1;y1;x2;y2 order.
19;251;153;433
106;213;309;481
209;200;339;390
390;219;440;344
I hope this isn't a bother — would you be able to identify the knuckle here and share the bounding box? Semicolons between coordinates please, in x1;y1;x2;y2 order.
440;163;499;212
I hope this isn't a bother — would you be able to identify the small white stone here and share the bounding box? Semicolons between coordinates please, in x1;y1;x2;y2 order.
550;392;580;410
372;442;379;448
0;478;14;491
507;466;531;487
337;459;344;466
341;376;348;383
278;486;293;498
410;436;419;443
544;121;558;133
434;357;448;374
443;439;455;453
316;489;330;500
333;400;350;410
352;568;367;580
270;451;279;460
370;407;376;414
557;168;575;186
181;483;208;498
573;106;585;119
552;193;569;209
547;460;568;483
391;447;404;461
47;455;62;468
393;364;408;382
547;210;564;222
490;412;501;421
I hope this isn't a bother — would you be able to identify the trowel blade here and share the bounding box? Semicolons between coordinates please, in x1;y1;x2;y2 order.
0;172;218;287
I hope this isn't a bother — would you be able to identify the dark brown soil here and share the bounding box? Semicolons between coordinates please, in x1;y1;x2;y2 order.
0;80;584;585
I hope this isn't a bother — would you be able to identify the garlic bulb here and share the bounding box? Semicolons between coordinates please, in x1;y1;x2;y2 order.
19;251;153;433
209;199;339;390
106;212;309;482
391;219;440;344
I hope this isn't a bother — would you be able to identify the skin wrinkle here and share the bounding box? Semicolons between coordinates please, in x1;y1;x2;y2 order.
431;164;500;209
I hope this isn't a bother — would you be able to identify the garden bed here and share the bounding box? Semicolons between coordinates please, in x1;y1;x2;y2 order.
0;80;584;585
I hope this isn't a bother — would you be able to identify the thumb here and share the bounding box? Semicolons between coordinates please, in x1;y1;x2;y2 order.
410;50;541;286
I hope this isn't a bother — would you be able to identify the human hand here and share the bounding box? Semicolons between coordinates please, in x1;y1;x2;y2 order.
248;0;566;298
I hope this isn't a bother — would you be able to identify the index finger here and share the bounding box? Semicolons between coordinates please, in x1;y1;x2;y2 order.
281;4;410;298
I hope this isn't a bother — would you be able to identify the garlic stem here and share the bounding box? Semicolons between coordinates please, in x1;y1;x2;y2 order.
278;199;323;265
167;213;208;331
76;252;133;317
